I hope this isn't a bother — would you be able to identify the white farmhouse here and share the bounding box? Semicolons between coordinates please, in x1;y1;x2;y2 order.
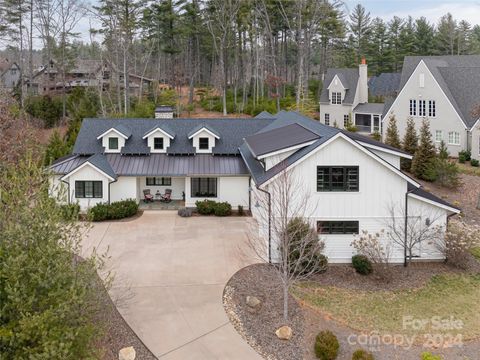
382;55;480;159
49;111;459;264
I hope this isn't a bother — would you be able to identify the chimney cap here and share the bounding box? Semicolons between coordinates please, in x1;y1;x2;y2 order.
361;57;367;65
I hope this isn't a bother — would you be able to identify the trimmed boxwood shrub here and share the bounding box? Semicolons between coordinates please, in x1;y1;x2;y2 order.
352;349;374;360
352;255;373;275
314;330;339;360
195;200;217;215
458;150;471;163
214;202;232;216
88;199;138;221
471;159;479;167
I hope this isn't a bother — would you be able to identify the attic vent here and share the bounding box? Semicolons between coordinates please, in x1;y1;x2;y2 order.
419;73;425;88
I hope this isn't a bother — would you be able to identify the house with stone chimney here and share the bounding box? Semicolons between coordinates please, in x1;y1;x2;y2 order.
319;59;384;135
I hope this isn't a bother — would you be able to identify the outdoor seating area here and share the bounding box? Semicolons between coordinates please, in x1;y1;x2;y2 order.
138;199;186;210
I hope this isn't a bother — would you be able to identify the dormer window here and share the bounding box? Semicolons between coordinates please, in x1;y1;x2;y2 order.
199;137;209;150
154;137;164;150
109;137;118;150
332;92;342;104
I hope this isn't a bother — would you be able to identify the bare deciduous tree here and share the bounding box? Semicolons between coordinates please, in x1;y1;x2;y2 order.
246;166;326;321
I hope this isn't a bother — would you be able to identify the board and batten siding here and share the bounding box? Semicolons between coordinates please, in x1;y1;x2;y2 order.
471;125;480;161
110;177;138;203
383;60;467;157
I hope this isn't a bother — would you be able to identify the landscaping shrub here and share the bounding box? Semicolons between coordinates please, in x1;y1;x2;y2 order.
371;131;381;141
88;199;138;221
238;205;244;216
352;349;374;360
471;159;479;167
424;158;460;188
441;221;480;269
458;150;471;163
314;330;339;360
214;202;232;216
286;218;328;275
178;208;192;217
351;230;393;280
195;200;217;215
351;255;373;275
421;352;442;360
59;203;80;221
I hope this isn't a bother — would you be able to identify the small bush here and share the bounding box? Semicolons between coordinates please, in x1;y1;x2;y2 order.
59;203;80;221
424;158;460;188
458;150;471;163
471;159;479;167
178;208;192;217
441;221;480;269
214;202;232;216
238;205;244;216
88;199;138;221
421;352;442;360
314;330;339;360
371;131;381;141
352;255;373;275
195;200;217;215
352;349;374;360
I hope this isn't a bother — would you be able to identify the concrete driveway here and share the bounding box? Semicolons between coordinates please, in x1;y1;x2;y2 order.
81;211;262;360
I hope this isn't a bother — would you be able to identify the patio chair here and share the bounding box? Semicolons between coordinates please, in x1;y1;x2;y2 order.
160;189;172;203
143;189;154;203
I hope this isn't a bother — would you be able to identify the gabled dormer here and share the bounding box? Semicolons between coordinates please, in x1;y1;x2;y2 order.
327;74;347;105
96;125;131;153
187;124;220;153
142;125;175;153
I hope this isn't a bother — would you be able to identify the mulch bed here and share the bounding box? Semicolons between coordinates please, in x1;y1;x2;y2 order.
94;279;157;360
223;263;304;360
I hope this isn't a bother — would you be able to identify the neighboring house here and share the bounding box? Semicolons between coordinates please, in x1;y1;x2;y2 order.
368;72;401;99
49;110;459;264
0;59;21;90
155;105;174;119
320;59;385;135
382;55;480;158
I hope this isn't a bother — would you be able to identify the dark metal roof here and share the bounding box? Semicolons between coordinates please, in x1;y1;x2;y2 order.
73;118;273;155
87;154;117;179
353;103;385;115
340;130;411;156
408;183;460;212
320;68;359;104
50;154;249;177
245;123;320;157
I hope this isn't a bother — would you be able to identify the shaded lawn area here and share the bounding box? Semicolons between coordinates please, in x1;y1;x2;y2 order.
471;247;480;261
294;274;480;340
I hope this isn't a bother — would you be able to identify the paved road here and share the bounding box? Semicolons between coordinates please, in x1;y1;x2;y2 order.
82;211;262;360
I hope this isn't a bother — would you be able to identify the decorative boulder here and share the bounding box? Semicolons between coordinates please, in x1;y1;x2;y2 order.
275;325;293;340
246;296;261;309
119;346;136;360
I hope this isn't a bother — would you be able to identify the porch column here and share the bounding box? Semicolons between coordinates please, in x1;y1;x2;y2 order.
371;114;374;133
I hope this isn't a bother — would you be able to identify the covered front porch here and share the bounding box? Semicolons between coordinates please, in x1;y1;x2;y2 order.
352;103;384;134
138;199;186;210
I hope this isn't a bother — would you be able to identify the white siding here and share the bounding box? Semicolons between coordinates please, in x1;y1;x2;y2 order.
185;176;250;209
145;129;172;153
383;60;467;156
471;125;480;161
137;176;185;200
320;103;353;129
264;149;296;171
370;149;401;168
101;129;126;153
111;177;138;203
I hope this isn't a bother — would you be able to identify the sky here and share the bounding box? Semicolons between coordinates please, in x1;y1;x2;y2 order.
344;0;480;25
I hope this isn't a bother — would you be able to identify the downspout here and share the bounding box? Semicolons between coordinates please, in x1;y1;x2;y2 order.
256;185;272;264
60;177;71;205
404;187;415;267
108;178;118;205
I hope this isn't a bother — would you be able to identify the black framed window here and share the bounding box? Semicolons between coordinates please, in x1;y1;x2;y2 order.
199;137;209;150
153;137;164;150
109;137;118;150
146;177;171;186
317;221;359;234
317;166;359;192
409;99;416;116
75;181;102;198
331;92;342;104
191;177;217;197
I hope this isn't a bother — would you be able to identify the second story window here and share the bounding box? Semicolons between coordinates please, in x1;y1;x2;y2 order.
324;113;330;126
331;92;342;104
409;99;416;116
109;137;118;150
429;100;436;117
153;137;164;150
419;100;426;117
199;137;209;150
317;166;359;192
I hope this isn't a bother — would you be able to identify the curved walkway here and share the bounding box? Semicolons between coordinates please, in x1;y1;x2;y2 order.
81;211;262;360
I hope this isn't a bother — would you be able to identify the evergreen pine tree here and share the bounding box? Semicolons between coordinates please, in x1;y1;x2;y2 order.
438;140;449;160
385;114;401;149
401;117;418;171
44;131;69;165
411;119;437;179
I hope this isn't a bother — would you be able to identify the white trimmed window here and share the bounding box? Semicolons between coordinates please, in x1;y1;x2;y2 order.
324;113;330;126
448;131;460;145
409;99;416;116
428;100;436;117
435;130;442;142
343;114;350;127
332;92;342;104
419;100;426;117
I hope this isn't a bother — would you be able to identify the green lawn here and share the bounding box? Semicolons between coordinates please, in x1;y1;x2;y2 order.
294;274;480;340
471;247;480;261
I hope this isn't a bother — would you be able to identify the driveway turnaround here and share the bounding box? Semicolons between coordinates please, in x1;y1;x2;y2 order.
82;211;262;360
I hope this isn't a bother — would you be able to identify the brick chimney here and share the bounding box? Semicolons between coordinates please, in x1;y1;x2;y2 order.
358;58;368;104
